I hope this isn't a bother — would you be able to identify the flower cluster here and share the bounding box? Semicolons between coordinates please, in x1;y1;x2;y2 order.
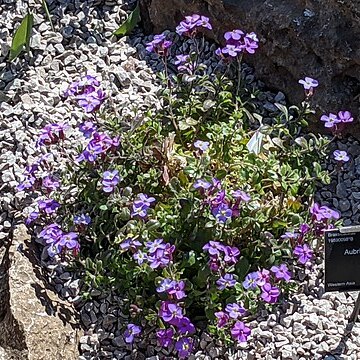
101;170;120;193
194;178;251;224
133;238;175;269
146;33;173;56
320;111;353;136
158;300;195;358
216;30;259;59
76;131;119;163
64;74;106;113
37;123;68;147
243;265;291;304
215;303;250;343
39;223;80;257
157;278;186;300
310;202;340;236
203;240;240;274
131;193;156;218
176;14;212;37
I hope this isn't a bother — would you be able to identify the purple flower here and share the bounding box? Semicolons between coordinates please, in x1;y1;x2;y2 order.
146;238;166;253
338;111;353;123
74;214;91;226
223;246;240;264
299;223;311;235
293;243;313;264
159;302;183;323
42;175;60;192
172;316;195;334
214;311;229;328
232;190;251;202
333;150;350;162
37;123;68;146
216;273;237;290
168;280;187;300
231;321;251;343
225;303;246;319
131;193;156;218
281;231;299;240
217;29;258;58
157;278;176;293
102;170;120;193
202;240;224;256
175;54;190;65
243;32;259;54
224;29;244;43
175;337;193;359
243;272;259;290
124;323;141;344
193;179;212;190
176;14;212;37
270;264;292;282
156;328;174;347
212;203;232;223
133;250;147;265
79;121;97;138
320;113;341;128
194;140;210;152
77;91;104;113
39;223;63;244
17;176;36;191
120;238;142;251
38;198;60;215
58;232;79;250
25;211;39;225
319;206;340;220
261;283;280;303
255;269;270;287
148;243;175;269
298;77;319;90
146;33;172;55
221;44;239;57
64;74;100;97
311;203;340;222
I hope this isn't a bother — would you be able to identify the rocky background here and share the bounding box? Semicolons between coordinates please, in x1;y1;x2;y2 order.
140;0;360;137
1;0;360;359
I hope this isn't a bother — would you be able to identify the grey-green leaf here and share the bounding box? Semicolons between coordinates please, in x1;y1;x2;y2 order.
10;13;34;61
113;4;140;37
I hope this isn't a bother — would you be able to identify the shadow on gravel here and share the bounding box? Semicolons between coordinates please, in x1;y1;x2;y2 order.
21;235;81;330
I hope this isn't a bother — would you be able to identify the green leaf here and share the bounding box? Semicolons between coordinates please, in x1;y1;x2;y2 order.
42;0;54;31
10;12;34;61
99;204;108;211
113;4;140;37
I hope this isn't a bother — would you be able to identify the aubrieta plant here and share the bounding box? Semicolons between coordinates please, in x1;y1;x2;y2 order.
18;14;350;358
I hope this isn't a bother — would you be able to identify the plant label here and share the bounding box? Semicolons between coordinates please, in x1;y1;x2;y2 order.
325;226;360;292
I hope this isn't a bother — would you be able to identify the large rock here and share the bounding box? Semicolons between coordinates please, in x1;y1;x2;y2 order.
140;0;360;134
0;225;81;360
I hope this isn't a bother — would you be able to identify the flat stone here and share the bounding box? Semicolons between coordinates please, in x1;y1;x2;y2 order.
0;225;81;360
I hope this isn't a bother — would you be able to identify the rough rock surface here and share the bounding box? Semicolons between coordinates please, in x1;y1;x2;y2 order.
140;0;360;135
0;225;81;360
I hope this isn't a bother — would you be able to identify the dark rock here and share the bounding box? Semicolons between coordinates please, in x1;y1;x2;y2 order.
141;0;360;136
